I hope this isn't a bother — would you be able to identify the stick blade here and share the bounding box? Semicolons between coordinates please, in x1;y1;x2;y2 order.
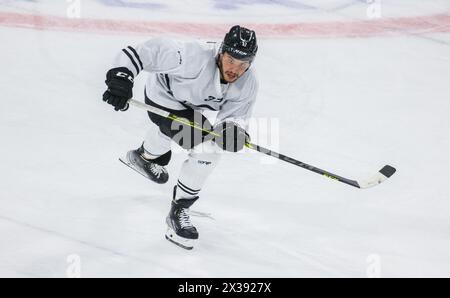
358;165;397;189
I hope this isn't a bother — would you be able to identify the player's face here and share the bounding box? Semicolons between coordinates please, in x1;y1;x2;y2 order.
219;53;251;83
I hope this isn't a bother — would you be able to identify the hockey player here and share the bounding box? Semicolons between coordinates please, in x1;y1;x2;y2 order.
102;25;258;250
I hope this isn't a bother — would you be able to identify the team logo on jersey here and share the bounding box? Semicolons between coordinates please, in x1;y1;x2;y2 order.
204;96;224;103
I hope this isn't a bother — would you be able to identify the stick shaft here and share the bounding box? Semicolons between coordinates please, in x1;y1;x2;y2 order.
128;99;360;188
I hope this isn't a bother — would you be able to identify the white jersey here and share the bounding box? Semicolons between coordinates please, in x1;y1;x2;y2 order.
112;37;258;128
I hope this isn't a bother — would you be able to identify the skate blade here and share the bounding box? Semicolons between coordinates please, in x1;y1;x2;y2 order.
119;155;152;181
119;155;168;184
165;227;196;250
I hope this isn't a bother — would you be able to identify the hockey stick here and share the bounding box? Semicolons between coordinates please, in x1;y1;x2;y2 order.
128;99;396;189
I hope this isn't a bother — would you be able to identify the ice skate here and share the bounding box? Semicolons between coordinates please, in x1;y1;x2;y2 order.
119;144;169;184
165;188;199;250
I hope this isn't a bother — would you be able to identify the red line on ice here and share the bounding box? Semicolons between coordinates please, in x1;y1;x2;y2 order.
1;11;450;38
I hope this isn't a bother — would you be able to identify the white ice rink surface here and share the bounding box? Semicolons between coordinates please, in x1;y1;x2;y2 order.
1;1;450;277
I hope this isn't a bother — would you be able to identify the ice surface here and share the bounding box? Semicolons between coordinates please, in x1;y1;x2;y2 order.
1;0;450;277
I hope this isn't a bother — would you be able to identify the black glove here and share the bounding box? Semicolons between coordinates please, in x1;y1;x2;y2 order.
102;67;134;111
213;121;250;152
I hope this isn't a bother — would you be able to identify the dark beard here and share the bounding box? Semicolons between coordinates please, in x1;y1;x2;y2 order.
216;55;228;84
